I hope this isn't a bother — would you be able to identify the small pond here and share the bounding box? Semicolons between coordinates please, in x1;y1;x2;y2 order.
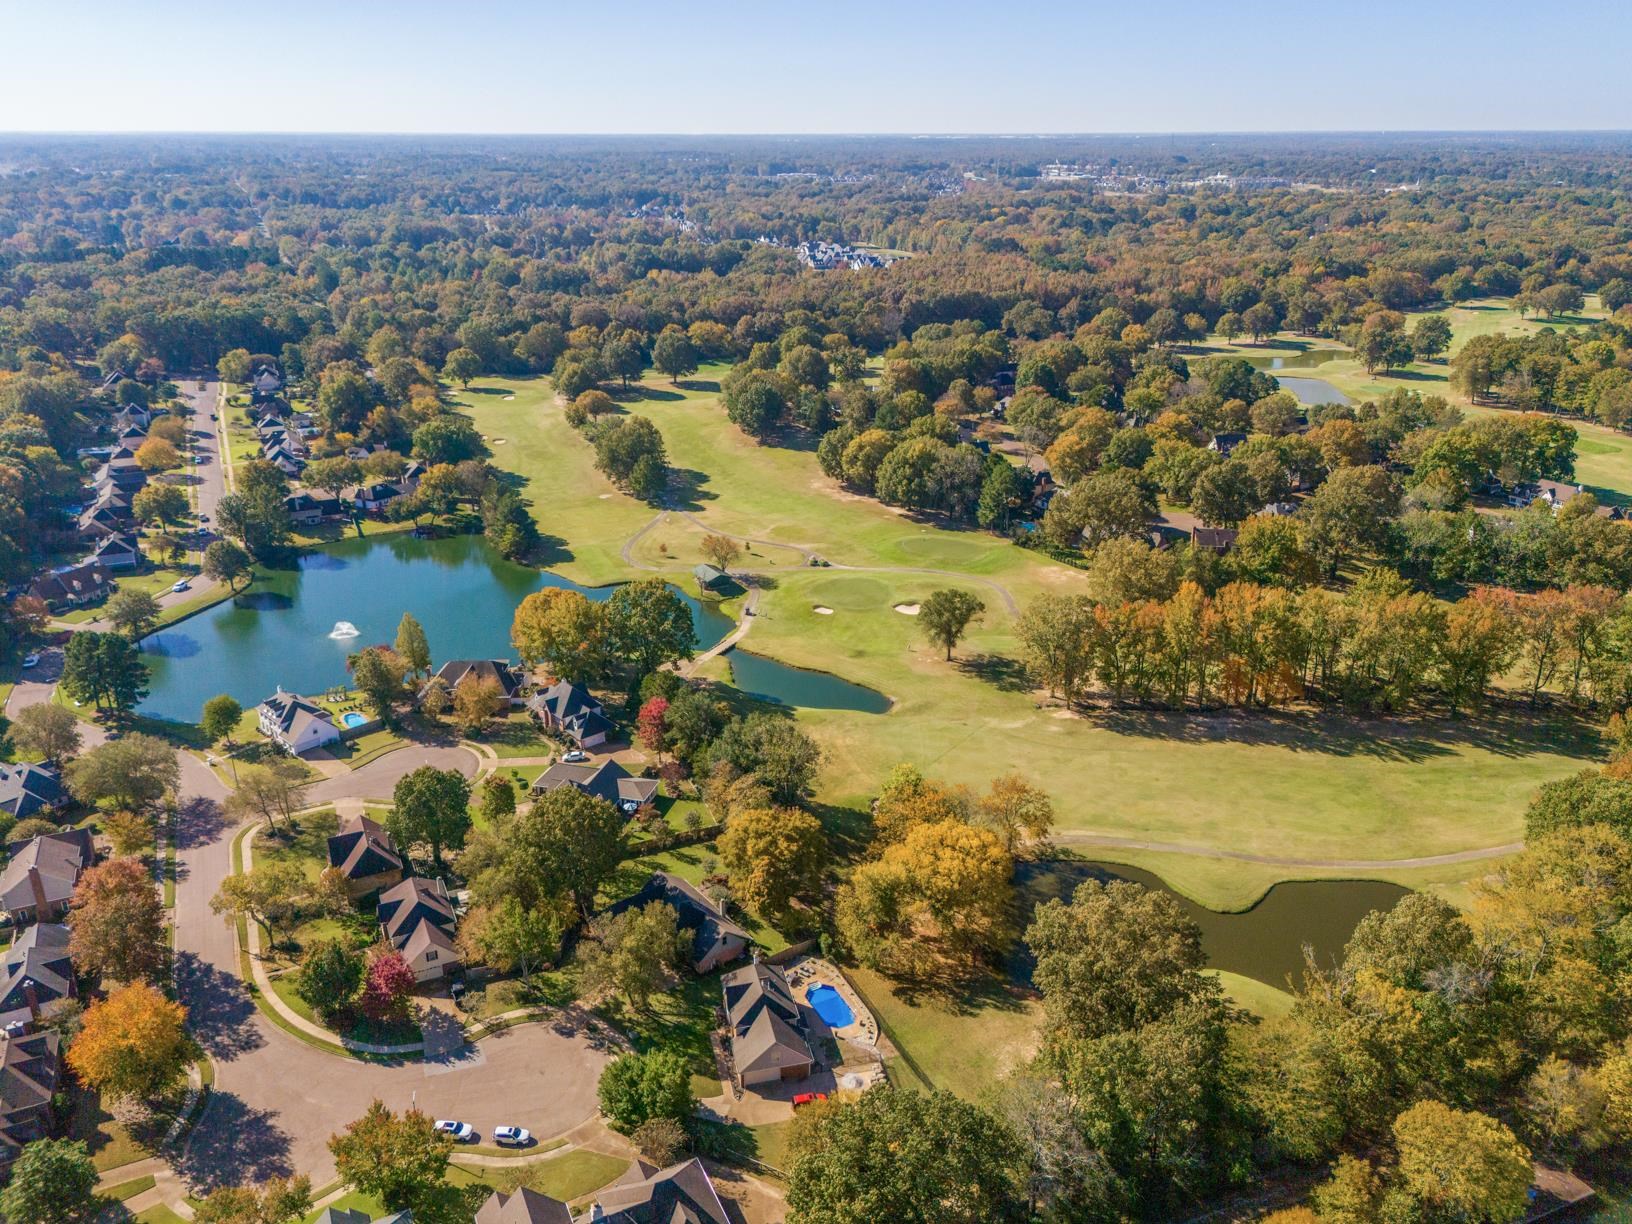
1014;860;1409;989
1274;375;1352;407
726;648;893;714
138;533;887;722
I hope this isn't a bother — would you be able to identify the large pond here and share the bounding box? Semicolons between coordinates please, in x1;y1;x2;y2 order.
1014;860;1409;989
138;534;888;722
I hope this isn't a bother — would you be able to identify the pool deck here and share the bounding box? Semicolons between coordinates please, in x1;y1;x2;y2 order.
786;956;877;1049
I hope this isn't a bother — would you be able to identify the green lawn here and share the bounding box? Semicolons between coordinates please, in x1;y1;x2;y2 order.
450;362;1607;910
102;1175;157;1203
467;1149;631;1201
136;1206;189;1224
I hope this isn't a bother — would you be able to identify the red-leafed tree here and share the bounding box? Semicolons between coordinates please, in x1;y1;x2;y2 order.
636;696;669;757
359;950;417;1023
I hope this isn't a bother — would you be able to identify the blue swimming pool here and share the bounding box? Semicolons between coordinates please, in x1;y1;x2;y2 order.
806;983;855;1029
340;712;368;728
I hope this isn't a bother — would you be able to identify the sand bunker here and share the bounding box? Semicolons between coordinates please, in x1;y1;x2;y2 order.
503;395;515;401
894;603;920;616
492;437;507;445
813;606;834;615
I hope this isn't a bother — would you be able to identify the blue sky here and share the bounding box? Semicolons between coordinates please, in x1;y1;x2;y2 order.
2;1;1627;133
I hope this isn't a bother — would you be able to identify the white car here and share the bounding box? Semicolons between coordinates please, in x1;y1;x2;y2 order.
433;1120;475;1143
21;653;40;669
171;579;191;593
561;749;589;764
493;1126;531;1147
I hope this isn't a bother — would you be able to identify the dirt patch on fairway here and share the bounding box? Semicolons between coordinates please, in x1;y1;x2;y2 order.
813;606;834;615
894;603;920;615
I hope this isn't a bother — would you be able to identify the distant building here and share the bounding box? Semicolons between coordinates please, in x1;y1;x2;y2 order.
326;813;405;899
607;872;748;974
285;492;343;525
28;561;113;611
376;877;460;982
256;690;341;756
693;563;731;593
529;759;657;815
85;532;141;570
527;681;615;748
431;659;526;705
0;1029;60;1172
1190;526;1239;555
0;923;75;1029
475;1158;730;1224
0;830;95;925
721;961;815;1087
0;763;67;821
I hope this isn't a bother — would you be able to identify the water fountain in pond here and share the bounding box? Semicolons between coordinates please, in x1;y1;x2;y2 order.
328;620;360;640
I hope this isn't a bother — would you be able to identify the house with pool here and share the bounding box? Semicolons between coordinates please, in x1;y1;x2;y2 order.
721;961;816;1088
256;689;377;756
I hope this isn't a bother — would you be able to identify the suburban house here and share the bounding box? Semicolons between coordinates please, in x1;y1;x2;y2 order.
400;461;426;490
474;1159;728;1224
312;1210;410;1224
0;1029;60;1172
263;447;304;478
1208;432;1248;457
1191;526;1239;555
325;814;405;899
285;491;344;525
0;764;66;821
28;561;113;611
343;482;405;513
431;659;526;705
0;923;75;1030
608;872;748;974
530;759;657;815
78;500;131;539
0;830;95;925
474;1187;572;1224
527;681;615;748
693;563;731;593
721;961;815;1087
250;367;284;402
110;405;153;433
256;690;342;756
92;451;148;493
376;877;461;982
86;532;141;570
580;1159;731;1224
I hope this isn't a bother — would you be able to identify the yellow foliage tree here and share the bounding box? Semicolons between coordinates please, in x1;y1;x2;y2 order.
67;983;191;1102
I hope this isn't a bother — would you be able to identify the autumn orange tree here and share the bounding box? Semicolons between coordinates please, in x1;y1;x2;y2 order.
68;983;191;1102
68;856;168;984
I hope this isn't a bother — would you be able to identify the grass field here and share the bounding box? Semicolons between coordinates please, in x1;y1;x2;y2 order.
452;360;1604;913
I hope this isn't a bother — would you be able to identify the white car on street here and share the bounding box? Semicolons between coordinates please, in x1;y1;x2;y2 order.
434;1120;475;1142
493;1126;531;1147
562;749;589;764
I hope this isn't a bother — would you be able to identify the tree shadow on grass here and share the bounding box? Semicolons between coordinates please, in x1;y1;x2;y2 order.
885;963;1035;1019
666;466;716;511
1093;700;1599;764
614;384;685;403
955;651;1032;694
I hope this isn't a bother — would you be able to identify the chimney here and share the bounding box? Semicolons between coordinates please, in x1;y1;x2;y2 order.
26;866;49;919
22;981;39;1024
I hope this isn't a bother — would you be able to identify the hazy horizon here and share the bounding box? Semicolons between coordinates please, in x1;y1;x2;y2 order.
3;1;1627;135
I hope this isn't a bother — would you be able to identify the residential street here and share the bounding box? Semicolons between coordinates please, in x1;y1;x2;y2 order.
172;751;614;1188
7;665;610;1191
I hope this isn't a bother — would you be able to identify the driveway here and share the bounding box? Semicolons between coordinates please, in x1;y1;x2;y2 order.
305;743;479;804
174;744;609;1189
